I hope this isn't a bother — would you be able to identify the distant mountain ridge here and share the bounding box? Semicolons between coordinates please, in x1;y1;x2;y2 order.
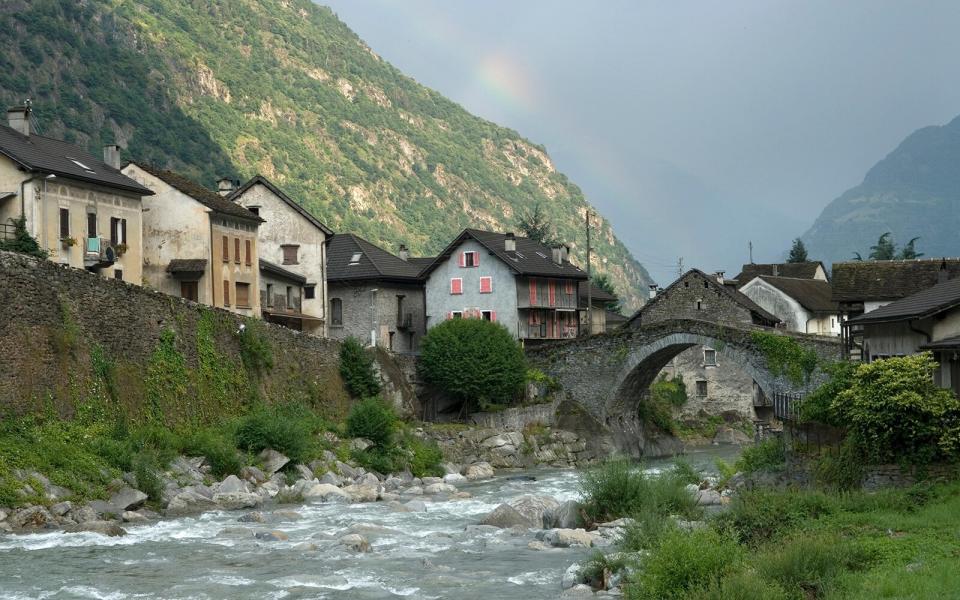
0;0;652;307
802;115;960;264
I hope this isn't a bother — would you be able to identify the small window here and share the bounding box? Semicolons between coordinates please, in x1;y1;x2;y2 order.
222;236;229;262
349;252;362;265
304;285;316;300
110;217;120;246
282;244;299;265
481;310;495;321
684;281;689;288
451;311;463;319
248;206;260;216
266;283;274;307
450;278;463;295
223;280;231;307
461;251;479;267
236;282;251;308
696;380;708;397
703;348;717;367
704;281;709;288
234;238;241;264
180;281;198;302
480;276;492;293
696;299;703;311
114;269;123;281
245;240;252;266
330;298;343;326
87;212;97;238
59;208;70;238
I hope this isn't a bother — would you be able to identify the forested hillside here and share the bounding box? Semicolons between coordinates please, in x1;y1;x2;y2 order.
0;0;652;306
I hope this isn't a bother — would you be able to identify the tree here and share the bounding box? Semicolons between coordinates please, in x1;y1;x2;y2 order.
339;337;381;398
868;232;897;260
516;203;557;246
898;237;924;259
786;238;809;263
418;318;527;413
0;216;48;259
591;273;622;314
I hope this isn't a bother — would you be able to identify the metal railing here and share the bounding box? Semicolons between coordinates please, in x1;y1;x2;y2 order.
0;222;16;241
772;391;803;421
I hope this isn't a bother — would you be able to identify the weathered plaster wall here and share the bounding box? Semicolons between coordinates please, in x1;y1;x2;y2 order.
328;280;425;351
661;346;757;420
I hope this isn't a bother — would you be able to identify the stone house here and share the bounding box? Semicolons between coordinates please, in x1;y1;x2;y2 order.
734;261;828;283
258;259;313;331
0;105;153;284
326;233;428;352
122;163;263;317
739;276;840;336
845;275;960;396
580;282;618;334
420;229;588;343
226;175;332;335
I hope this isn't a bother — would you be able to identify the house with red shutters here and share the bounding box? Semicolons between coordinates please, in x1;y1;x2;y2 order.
420;229;589;343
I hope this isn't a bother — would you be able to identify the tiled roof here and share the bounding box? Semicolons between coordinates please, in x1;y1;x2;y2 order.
831;259;960;302
847;276;960;325
166;258;207;273
631;269;780;326
735;262;824;282
327;233;424;282
0;123;153;195
755;276;837;314
580;282;617;303
406;256;436;270
229;175;333;235
130;162;263;223
920;335;960;350
420;229;589;280
260;259;307;285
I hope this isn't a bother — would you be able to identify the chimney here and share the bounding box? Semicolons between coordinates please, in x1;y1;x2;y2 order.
504;232;516;253
398;244;409;261
551;246;563;265
561;244;570;262
938;259;950;284
715;271;725;284
772;264;780;277
649;284;659;299
7;105;30;136
217;177;237;197
103;144;121;169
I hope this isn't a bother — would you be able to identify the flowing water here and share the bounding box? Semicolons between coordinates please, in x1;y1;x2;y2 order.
0;446;739;600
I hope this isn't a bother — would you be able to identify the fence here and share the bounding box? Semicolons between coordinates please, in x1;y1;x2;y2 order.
772;391;803;421
0;222;15;241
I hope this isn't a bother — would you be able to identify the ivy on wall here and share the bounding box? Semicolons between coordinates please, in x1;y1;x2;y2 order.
751;331;818;386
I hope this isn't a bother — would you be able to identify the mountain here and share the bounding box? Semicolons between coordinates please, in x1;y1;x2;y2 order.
802;115;960;264
0;0;652;307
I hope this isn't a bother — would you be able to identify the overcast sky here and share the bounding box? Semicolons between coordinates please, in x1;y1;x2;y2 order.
322;0;960;284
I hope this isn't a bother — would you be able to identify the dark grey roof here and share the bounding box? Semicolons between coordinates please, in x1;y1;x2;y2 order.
229;175;333;235
420;229;589;280
407;256;436;270
130;162;263;223
735;262;824;282
920;336;960;350
832;259;960;302
755;276;837;314
260;259;307;285
166;258;208;273
847;276;960;325
0;123;153;195
580;282;617;303
327;233;424;282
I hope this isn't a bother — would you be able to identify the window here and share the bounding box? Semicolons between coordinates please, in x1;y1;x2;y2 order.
248;206;260;216
696;298;703;311
223;280;231;306
704;281;709;288
696;380;708;397
548;281;556;306
330;298;343;326
266;283;274;307
236;282;251;308
59;208;69;238
479;276;492;293
286;286;293;309
234;238;240;264
180;281;198;302
703;348;717;367
460;251;479;267
397;295;405;317
565;280;575;295
450;278;463;295
121;219;127;245
114;269;123;281
529;278;538;305
304;285;315;300
110;217;120;246
282;244;299;265
349;252;362;265
684;281;689;288
222;236;229;262
451;311;463;319
245;240;252;266
481;310;496;321
87;212;97;238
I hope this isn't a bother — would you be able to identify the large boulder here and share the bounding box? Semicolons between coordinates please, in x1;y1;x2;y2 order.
166;490;216;516
339;533;371;552
216;475;249;495
479;504;534;528
343;484;379;503
240;465;267;484
481;432;524;449
443;473;467;485
562;563;583;590
463;462;495;481
507;495;559;529
303;484;352;503
68;504;98;524
50;501;73;517
549;500;585;529
67;520;127;537
11;506;53;529
423;483;457;495
540;528;594;548
110;487;148;511
214;491;263;510
712;426;752;446
319;471;344;487
259;449;290;476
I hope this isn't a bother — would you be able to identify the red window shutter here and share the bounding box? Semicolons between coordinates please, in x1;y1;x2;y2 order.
451;278;462;294
447;312;453;320
529;278;537;305
474;252;480;267
480;277;492;293
565;280;574;295
459;252;466;268
491;311;497;322
549;281;556;306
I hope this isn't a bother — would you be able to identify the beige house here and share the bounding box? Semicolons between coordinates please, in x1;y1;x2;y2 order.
225;175;331;335
0;106;152;283
122;163;263;317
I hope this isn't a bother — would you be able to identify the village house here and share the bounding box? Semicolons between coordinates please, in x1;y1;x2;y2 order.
734;260;829;283
121;163;263;317
420;230;588;343
580;282;619;334
326;233;428;351
739;276;840;336
0;105;153;283
258;259;310;331
225;175;332;335
844;275;960;396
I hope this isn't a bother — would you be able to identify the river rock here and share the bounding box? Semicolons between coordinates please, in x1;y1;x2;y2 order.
357;472;381;487
0;522;11;533
549;500;585;529
319;471;343;487
68;520;127;537
217;475;248;495
423;483;457;495
339;533;370;552
343;484;380;503
121;511;148;523
68;504;97;524
540;528;594;548
166;490;216;515
478;504;532;528
335;461;359;479
214;491;263;510
508;495;559;528
404;500;427;512
481;432;524;449
303;483;352;503
441;462;461;475
561;563;582;590
238;511;266;523
349;438;374;452
294;464;313;481
463;462;495;481
695;489;722;506
169;456;205;486
563;584;595;598
259;449;290;476
240;465;267;484
379;492;400;502
110;486;148;511
443;473;467;485
402;485;423;495
255;530;289;542
383;476;405;491
421;476;443;486
273;510;302;521
11;506;53;529
50;501;73;517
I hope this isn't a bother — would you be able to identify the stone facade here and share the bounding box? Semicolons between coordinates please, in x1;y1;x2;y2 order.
636;270;760;327
327;281;426;352
661;346;758;421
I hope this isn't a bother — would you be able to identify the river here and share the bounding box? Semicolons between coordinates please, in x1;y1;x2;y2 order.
0;446;740;600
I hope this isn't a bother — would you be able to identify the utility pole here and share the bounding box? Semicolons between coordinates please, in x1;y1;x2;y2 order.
586;209;592;336
676;257;684;279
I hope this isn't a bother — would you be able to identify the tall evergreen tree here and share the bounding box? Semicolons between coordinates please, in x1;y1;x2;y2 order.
787;238;809;263
898;237;924;259
868;232;897;260
516;203;557;246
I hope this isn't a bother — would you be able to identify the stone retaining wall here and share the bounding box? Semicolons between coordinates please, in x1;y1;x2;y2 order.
468;400;559;430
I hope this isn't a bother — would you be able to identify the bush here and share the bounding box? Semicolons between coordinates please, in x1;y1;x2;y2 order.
405;434;443;478
418;318;526;411
131;451;163;503
345;397;396;448
650;373;687;408
834;353;960;464
339;337;380;398
0;216;48;259
580;459;699;525
813;439;865;490
350;445;406;475
234;406;310;464
799;361;857;425
238;319;274;375
755;533;874;596
734;438;786;474
180;428;242;477
751;331;818;385
717;489;837;546
628;527;744;600
687;570;788;600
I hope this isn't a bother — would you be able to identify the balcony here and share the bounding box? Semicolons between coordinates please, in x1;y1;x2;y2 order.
84;237;116;269
397;312;413;329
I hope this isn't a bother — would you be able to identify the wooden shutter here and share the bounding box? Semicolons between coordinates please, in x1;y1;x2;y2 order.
245;240;252;266
565;280;574;295
480;276;492;293
121;219;127;244
451;278;462;294
110;218;119;246
491;311;497;322
529;278;537;305
549;281;556;306
223;280;230;306
222;236;229;262
59;208;69;238
458;252;465;267
234;238;240;264
474;251;479;267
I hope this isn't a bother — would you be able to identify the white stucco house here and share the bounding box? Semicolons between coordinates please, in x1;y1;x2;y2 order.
739;276;841;336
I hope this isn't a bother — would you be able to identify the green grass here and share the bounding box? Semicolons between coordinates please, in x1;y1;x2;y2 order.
579;458;701;526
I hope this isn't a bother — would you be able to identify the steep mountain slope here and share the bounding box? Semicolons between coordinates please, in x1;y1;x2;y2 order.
802;115;960;263
0;0;652;307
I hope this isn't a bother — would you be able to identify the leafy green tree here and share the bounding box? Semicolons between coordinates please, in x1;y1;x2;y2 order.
418;318;527;412
345;397;396;447
868;232;897;260
516;203;558;246
0;216;48;259
898;237;924;259
786;238;809;263
339;338;381;398
591;273;622;313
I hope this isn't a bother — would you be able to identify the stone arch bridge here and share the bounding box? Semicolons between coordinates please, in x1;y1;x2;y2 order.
525;319;843;457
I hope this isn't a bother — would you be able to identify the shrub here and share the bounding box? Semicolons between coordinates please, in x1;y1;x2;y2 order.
405;434;443;478
180;428;242;477
755;533;874;596
813;439;865;490
580;459;699;525
717;489;837;546
751;331;818;385
628;527;744;600
234;406;310;464
0;216;48;259
339;337;380;398
686;570;788;600
799;361;857;425
650;373;688;408
351;445;405;475
418;318;526;411
345;397;396;448
671;458;701;485
131;451;163;503
734;438;786;474
238;319;274;375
